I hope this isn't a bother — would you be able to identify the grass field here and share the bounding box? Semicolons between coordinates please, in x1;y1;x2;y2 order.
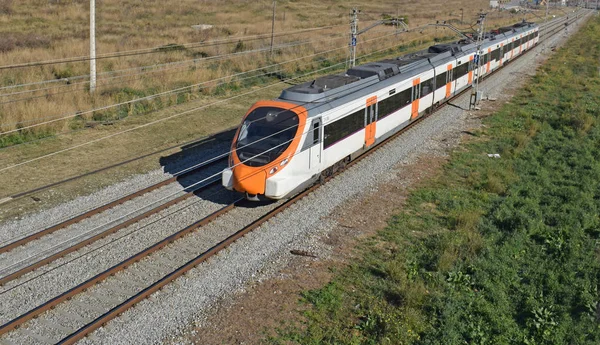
269;14;600;345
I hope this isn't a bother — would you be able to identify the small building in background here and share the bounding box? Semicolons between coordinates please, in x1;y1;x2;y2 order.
490;0;499;8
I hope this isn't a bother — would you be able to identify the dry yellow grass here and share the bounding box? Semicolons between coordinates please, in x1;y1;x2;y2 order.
0;0;545;138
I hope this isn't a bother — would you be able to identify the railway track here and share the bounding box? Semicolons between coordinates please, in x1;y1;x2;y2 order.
0;155;228;287
0;11;589;345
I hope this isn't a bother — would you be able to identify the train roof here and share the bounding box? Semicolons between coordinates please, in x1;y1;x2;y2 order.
279;21;537;104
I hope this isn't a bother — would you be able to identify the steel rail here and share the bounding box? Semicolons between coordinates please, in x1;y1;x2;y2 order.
0;179;222;287
0;156;228;256
0;201;238;336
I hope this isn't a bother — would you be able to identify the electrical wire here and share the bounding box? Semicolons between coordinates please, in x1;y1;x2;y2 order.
0;32;355;106
0;37;406;173
0;25;397;101
0;22;359;71
0;29;403;132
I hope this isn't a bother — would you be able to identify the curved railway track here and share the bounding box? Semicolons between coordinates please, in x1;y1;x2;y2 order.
0;11;588;345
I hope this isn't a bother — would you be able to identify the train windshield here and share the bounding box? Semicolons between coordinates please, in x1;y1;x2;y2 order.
235;107;299;167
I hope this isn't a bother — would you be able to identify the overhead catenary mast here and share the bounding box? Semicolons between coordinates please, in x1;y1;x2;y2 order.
348;8;408;68
470;11;486;110
90;0;97;94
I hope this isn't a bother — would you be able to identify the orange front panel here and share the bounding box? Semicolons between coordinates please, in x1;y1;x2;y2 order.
411;78;420;119
445;64;452;98
468;55;474;84
486;48;491;73
231;100;307;195
233;167;267;194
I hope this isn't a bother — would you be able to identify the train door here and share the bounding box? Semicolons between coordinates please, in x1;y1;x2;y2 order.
411;78;421;119
365;96;377;147
446;64;453;98
309;118;321;169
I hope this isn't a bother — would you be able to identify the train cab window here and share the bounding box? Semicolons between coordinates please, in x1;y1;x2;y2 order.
236;107;299;167
313;122;320;144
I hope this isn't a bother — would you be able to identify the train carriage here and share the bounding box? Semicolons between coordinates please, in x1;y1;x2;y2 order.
222;21;540;200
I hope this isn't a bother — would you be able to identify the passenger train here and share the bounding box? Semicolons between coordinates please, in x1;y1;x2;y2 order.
222;21;539;200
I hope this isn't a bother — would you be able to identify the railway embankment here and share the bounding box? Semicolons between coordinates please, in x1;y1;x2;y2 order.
270;15;600;345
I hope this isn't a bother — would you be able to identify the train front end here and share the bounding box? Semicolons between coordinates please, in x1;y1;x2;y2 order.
222;100;307;200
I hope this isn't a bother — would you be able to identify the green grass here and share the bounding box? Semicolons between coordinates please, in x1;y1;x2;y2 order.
270;16;600;345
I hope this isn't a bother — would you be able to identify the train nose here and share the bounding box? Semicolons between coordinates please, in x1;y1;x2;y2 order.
232;165;267;195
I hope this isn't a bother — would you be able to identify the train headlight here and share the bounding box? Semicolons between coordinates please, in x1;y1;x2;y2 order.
269;167;278;174
280;158;289;166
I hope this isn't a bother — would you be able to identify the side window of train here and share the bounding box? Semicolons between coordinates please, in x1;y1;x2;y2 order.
454;63;469;79
491;48;500;61
378;87;412;121
401;87;412;105
435;71;447;90
420;78;434;97
323;109;365;149
313;120;320;145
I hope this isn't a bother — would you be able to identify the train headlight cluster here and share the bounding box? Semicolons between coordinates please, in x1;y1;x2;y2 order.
270;167;278;174
280;158;289;166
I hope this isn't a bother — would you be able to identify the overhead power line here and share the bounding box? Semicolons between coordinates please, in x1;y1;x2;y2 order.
0;29;404;130
0;39;407;173
0;23;359;71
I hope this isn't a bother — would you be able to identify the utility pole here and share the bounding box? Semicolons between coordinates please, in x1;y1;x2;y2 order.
90;0;96;94
543;0;549;51
470;11;486;110
349;8;359;68
460;8;464;24
270;1;276;55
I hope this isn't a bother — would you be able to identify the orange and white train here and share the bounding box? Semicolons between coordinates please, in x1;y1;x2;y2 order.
222;21;539;200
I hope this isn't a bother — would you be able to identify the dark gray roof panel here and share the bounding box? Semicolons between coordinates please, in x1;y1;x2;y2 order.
279;76;379;103
346;62;400;81
285;74;360;95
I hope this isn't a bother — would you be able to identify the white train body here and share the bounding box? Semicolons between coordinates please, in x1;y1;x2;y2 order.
223;22;539;200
